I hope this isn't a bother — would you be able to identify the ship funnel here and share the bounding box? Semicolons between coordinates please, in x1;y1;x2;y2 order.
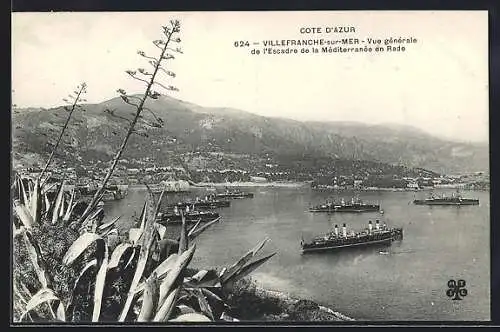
368;220;373;232
342;223;347;237
375;219;380;230
334;224;339;236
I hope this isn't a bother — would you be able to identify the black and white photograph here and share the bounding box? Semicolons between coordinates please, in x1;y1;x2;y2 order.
11;11;489;323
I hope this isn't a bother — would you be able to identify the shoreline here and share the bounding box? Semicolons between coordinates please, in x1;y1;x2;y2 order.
127;182;487;192
193;181;310;188
249;283;355;321
127;181;310;190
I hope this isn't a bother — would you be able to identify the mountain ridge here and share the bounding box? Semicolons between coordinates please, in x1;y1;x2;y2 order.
12;94;489;175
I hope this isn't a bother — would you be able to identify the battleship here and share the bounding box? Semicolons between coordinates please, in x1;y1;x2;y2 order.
309;197;381;213
300;220;403;254
213;190;254;199
156;209;220;225
413;192;479;206
166;196;231;210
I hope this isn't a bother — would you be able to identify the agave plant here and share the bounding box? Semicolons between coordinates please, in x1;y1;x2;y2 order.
13;175;276;323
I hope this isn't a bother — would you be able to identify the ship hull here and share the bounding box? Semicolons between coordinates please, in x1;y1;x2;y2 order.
301;237;392;253
156;212;219;225
301;228;403;254
413;199;479;206
216;193;254;199
309;205;380;213
167;200;230;210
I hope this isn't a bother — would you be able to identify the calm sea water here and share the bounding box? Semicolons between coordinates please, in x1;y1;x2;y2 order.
104;186;490;321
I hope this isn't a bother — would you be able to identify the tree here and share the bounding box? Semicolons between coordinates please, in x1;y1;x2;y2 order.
77;20;182;225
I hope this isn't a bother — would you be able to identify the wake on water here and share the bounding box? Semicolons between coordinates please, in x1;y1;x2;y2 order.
379;249;416;255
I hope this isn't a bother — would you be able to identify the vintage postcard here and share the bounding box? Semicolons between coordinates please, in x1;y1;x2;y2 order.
11;11;489;323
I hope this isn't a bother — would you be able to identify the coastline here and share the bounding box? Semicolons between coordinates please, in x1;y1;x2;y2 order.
127;182;487;192
253;286;355;321
230;278;355;322
127;181;310;190
193;181;310;188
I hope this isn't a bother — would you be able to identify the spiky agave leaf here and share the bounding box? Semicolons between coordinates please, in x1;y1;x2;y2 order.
222;252;277;289
187;219;202;238
157;244;196;308
62;231;109;321
138;200;148;230
62;232;103;265
220;238;270;284
108;243;133;269
20;288;65;322
22;230;53;289
193;288;214;321
67;258;97;315
92;240;109;321
92;241;108;322
169;312;211;322
41;181;57;196
118;189;164;321
27;178;33;201
128;228;143;245
183;273;222;290
176;304;197;315
187;216;222;240
51;181;66;224
13;199;34;229
96;215;121;235
19;176;29;206
186;270;208;283
59;192;66;218
30;178;42;225
153;286;181;322
72;259;97;294
62;188;76;223
135;253;179;294
156;223;167;240
178;211;188;254
201;287;224;303
137;272;159;322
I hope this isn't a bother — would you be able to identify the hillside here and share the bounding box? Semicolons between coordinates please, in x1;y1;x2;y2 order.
11;95;489;175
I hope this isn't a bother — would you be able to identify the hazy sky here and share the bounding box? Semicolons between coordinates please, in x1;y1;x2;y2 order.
12;11;488;142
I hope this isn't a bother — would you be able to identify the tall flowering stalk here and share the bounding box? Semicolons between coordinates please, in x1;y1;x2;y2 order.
77;20;182;225
38;83;87;182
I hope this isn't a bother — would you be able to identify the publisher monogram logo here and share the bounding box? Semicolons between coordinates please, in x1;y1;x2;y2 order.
446;279;467;300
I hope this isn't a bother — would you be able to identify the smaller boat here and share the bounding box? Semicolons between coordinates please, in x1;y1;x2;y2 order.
214;189;254;199
309;197;381;213
413;191;479;206
301;220;403;254
166;196;230;210
156;209;220;225
77;184;128;201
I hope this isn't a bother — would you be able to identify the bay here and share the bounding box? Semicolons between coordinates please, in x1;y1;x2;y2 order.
103;186;490;321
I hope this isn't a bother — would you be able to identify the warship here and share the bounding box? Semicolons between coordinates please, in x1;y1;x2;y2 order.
413;191;479;206
309;197;381;213
300;220;403;254
166;196;230;210
213;189;254;199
